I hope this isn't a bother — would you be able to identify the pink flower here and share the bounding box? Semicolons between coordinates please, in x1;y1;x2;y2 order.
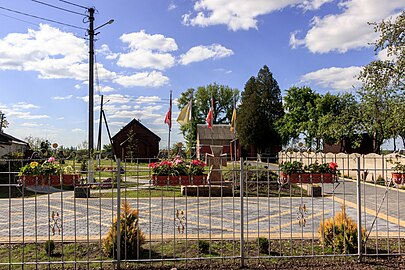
148;162;157;168
48;157;55;163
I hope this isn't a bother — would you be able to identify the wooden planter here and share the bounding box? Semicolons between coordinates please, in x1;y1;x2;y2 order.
281;173;335;184
62;174;81;186
152;175;204;186
191;174;207;185
19;175;39;186
49;175;61;186
392;173;405;185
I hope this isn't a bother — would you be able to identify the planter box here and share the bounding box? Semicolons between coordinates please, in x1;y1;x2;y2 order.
152;175;205;186
62;174;81;186
281;173;335;184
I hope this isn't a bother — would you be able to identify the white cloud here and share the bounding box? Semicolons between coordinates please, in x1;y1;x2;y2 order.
117;49;175;70
52;95;73;100
182;0;302;31
115;71;169;87
98;85;115;93
74;84;81;89
72;128;84;133
21;122;43;127
7;111;50;119
298;0;333;11
179;44;234;65
291;0;405;53
300;66;363;90
135;96;161;104
168;3;177;11
120;30;178;52
12;102;40;110
0;24;87;78
97;44;119;60
117;30;178;71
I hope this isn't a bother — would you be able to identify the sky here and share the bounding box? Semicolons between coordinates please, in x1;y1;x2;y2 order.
0;0;404;150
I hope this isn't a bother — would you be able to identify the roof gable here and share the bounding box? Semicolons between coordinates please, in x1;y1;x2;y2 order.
0;132;29;145
112;118;161;141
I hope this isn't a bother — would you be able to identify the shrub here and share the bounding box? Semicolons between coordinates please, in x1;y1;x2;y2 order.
197;240;210;254
44;240;55;256
102;201;145;259
318;205;365;254
257;237;269;254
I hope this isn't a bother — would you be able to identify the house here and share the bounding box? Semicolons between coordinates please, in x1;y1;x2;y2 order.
196;124;239;159
112;119;160;159
323;133;374;154
0;132;30;157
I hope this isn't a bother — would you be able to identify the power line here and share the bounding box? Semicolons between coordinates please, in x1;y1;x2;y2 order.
0;6;86;30
32;0;86;16
0;12;38;26
58;0;87;10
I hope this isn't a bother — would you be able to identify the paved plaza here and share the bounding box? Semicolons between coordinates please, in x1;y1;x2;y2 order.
1;179;405;243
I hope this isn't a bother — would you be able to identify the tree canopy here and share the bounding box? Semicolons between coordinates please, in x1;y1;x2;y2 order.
177;83;239;151
237;65;284;152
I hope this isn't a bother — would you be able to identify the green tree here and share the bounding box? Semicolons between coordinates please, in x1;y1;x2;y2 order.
0;111;8;130
276;86;320;149
126;128;139;160
316;93;361;152
358;12;404;153
237;65;284;153
177;83;239;151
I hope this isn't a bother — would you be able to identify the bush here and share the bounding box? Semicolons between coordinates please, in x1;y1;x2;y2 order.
197;240;210;254
257;237;269;254
102;201;145;259
318;205;365;254
44;240;55;256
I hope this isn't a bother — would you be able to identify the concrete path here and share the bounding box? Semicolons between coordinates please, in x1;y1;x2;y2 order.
1;179;404;243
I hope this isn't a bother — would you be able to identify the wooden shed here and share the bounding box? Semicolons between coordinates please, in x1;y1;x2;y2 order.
112;119;160;159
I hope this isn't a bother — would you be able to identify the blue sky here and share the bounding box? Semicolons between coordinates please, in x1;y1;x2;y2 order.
0;0;404;150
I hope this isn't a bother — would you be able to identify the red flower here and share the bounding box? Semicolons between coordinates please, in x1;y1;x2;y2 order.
148;162;157;168
329;162;338;170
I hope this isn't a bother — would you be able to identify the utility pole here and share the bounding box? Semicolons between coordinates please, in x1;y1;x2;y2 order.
88;7;95;160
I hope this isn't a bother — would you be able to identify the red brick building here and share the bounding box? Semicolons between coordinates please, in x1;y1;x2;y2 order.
112;119;160;159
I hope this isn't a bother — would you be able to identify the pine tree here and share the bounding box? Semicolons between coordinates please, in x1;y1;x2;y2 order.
237;65;284;153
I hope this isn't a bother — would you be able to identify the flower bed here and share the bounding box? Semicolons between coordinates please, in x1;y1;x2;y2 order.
280;161;339;184
149;157;207;186
18;158;81;186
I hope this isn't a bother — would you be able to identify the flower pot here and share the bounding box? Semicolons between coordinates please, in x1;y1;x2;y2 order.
392;173;405;185
179;175;190;186
20;175;38;186
288;173;310;184
168;175;179;186
310;173;334;183
152;175;167;186
62;174;80;186
191;174;207;185
49;175;61;186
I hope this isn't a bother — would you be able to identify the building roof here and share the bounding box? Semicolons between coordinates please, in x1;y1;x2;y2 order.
112;118;161;141
197;124;236;141
0;132;29;145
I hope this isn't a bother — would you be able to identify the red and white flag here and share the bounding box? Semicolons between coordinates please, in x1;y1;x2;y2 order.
164;95;172;129
206;98;214;128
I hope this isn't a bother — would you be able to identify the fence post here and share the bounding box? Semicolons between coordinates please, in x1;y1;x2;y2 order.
356;156;362;261
116;158;121;269
240;158;245;268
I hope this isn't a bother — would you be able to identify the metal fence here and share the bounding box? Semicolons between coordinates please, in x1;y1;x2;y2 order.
0;153;404;269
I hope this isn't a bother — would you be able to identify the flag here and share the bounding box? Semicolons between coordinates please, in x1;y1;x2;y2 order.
177;101;191;126
206;98;214;128
164;95;172;128
206;108;213;128
230;108;236;132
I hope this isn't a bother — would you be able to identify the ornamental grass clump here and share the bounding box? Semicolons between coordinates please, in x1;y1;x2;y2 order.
102;201;145;259
318;205;365;254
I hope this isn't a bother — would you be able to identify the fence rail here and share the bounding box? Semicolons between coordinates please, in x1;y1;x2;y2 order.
0;153;404;268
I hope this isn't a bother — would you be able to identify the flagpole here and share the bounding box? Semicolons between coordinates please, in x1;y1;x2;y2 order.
190;90;193;159
233;97;237;161
167;90;172;156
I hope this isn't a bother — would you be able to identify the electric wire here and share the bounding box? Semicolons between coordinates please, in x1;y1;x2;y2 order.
32;0;87;16
0;6;86;30
58;0;87;10
0;12;38;26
